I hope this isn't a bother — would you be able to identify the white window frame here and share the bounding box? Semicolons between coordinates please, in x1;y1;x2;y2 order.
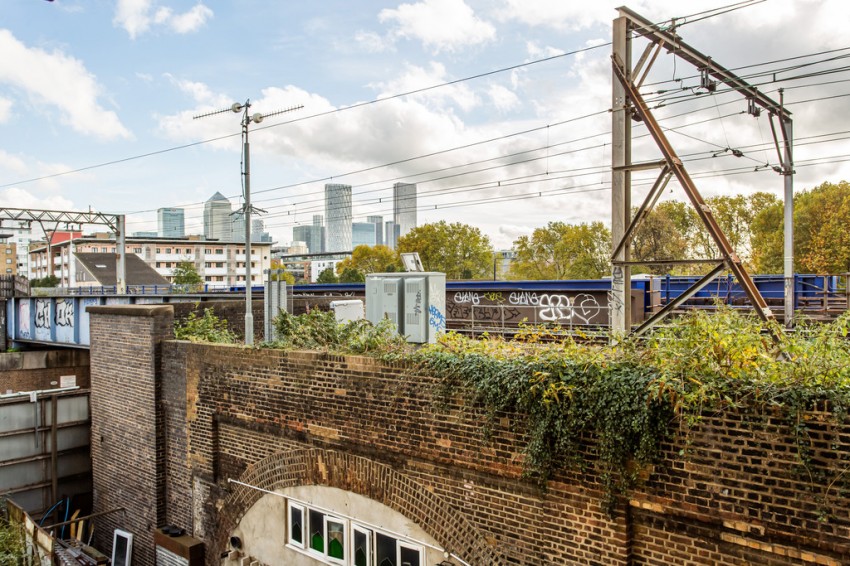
397;541;424;566
288;501;306;550
324;515;347;565
352;525;372;566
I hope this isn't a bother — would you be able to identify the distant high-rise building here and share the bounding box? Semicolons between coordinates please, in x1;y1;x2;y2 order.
385;221;399;250
393;182;417;239
324;184;352;253
366;215;383;246
293;215;324;253
251;218;273;243
352;222;378;248
204;192;233;240
157;207;185;238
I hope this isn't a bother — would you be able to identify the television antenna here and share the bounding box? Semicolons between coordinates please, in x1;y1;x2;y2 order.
194;99;303;345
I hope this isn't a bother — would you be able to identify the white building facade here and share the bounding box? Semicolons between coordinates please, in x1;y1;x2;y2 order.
30;233;272;289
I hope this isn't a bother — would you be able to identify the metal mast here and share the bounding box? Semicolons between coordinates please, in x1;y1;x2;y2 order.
610;6;794;337
194;100;302;345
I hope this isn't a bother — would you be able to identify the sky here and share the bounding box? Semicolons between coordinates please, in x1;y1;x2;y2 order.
2;0;850;250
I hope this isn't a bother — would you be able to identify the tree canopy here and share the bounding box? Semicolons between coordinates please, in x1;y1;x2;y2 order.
171;261;203;285
751;180;850;273
509;221;611;280
316;267;338;283
335;245;400;281
396;221;494;279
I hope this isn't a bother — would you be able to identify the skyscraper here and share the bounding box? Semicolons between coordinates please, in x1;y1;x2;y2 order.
204;192;233;240
352;222;378;247
157;208;185;238
366;215;383;246
393;182;417;239
324;184;352;253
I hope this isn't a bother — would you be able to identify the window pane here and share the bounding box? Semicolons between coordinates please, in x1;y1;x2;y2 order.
309;510;325;553
376;533;396;566
290;506;303;545
327;520;345;560
399;545;421;566
354;528;370;566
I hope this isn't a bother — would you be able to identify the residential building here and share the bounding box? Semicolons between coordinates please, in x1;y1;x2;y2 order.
73;253;168;287
393;182;417;239
324;184;352;253
0;238;16;276
157;207;185;238
2;222;35;277
204;191;234;241
29;233;272;289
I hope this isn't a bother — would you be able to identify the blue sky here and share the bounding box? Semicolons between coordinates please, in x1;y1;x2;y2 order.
2;0;850;249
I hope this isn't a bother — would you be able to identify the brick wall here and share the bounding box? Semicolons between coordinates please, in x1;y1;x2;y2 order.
171;300;263;342
157;344;850;566
86;305;850;566
88;305;174;566
0;350;90;393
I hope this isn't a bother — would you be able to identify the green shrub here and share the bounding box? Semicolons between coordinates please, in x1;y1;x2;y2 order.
271;309;408;355
174;308;237;343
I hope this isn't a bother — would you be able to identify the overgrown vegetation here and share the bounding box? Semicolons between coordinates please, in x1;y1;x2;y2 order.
182;306;850;517
270;309;408;355
173;308;237;343
414;309;850;515
0;500;24;565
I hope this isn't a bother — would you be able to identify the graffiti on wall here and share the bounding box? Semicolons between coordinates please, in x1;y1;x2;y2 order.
446;289;607;328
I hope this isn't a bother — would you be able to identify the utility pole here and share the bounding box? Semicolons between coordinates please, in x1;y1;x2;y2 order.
194;100;302;345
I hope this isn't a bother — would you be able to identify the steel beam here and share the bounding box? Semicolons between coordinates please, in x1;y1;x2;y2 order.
612;53;775;329
631;262;727;337
610;15;632;336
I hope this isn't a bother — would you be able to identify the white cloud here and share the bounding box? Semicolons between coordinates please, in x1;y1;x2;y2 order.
0;150;26;175
167;4;214;34
488;84;520;112
0;187;75;210
354;30;393;53
165;74;218;104
379;0;495;53
114;0;213;39
0;30;131;140
0;96;12;122
371;62;479;112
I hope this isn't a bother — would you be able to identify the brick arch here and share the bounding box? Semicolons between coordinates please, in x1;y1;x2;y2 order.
212;448;503;564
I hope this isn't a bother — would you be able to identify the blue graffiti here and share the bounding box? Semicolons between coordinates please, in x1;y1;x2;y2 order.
428;305;446;331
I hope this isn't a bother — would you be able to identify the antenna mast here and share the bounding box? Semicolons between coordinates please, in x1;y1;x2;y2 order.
194;99;303;345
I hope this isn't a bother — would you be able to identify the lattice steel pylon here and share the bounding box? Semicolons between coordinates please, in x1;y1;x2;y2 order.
609;6;794;339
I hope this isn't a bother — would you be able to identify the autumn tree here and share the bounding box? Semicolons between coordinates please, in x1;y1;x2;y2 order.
509;221;611;280
335;245;400;281
631;204;688;275
396;221;494;279
751;180;850;273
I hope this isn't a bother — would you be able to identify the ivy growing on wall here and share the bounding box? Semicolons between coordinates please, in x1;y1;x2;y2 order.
415;310;850;516
195;306;850;517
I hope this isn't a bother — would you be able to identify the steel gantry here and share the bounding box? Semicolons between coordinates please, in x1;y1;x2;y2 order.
0;208;126;293
610;6;794;338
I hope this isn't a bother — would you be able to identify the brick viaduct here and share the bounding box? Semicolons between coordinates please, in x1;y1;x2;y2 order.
85;305;850;565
